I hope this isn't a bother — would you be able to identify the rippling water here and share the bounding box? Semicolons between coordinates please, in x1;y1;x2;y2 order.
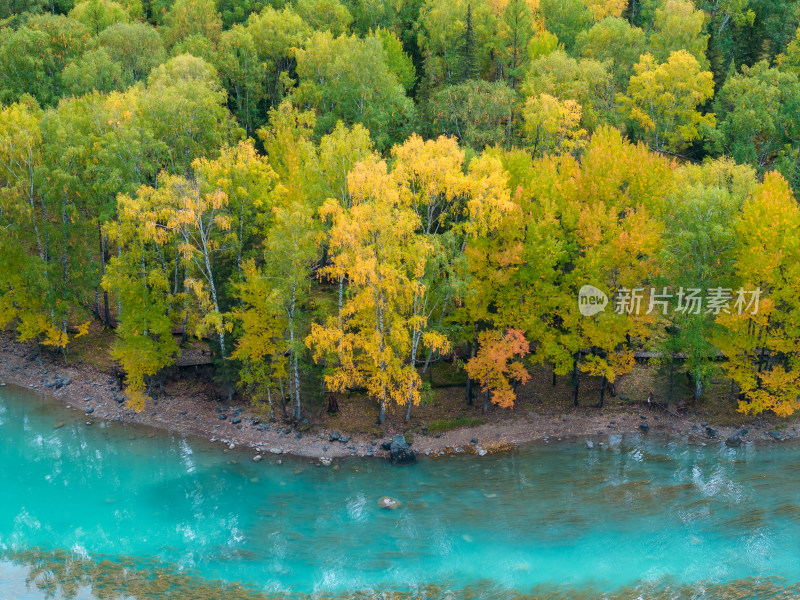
1;385;799;599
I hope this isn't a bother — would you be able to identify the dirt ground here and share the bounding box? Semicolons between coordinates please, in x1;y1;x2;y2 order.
1;327;798;463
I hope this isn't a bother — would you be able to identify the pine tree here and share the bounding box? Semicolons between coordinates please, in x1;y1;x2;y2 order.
460;3;479;82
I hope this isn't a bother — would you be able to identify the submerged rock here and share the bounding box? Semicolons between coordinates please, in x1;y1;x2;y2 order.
585;440;594;449
390;434;416;465
319;457;332;466
252;455;262;462
378;496;400;509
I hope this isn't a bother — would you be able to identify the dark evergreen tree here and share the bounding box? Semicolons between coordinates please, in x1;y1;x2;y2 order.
460;3;479;81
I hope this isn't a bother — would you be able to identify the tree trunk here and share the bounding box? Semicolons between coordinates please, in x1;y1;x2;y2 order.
572;356;580;407
483;388;490;414
279;377;287;418
599;376;607;408
405;294;422;422
99;225;110;326
552;364;557;386
668;360;674;404
466;326;478;405
293;353;301;421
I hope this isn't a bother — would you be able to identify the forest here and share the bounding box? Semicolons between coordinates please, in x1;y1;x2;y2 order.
2;0;800;425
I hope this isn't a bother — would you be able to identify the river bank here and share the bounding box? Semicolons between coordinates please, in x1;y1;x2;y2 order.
1;333;797;461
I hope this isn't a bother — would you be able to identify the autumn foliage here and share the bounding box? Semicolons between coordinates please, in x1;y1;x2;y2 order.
466;329;531;408
3;0;800;422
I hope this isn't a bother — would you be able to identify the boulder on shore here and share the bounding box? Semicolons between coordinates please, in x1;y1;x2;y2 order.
390;434;416;465
725;435;742;448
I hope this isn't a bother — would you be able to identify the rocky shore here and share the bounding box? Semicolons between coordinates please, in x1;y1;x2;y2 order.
1;334;798;462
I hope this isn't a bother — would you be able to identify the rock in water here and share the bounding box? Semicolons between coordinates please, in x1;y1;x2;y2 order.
378;496;399;509
319;457;332;466
725;435;742;448
252;455;262;462
390;434;416;465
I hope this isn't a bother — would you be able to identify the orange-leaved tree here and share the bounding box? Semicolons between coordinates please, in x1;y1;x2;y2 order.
466;328;531;412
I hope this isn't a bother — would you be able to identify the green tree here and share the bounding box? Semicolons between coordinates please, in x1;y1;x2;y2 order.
539;0;590;51
69;0;130;34
373;27;416;93
522;93;586;155
61;48;131;96
0;0;47;18
103;187;182;409
647;0;709;69
217;0;269;28
144;54;243;175
0;100;70;348
295;0;353;35
162;0;222;49
576;17;646;91
658;159;757;401
246;6;311;107
97;22;167;82
428;79;515;149
214;24;265;135
292;32;414;149
0;15;91;105
498;0;533;88
709;61;800;174
523;49;613;131
416;0;495;86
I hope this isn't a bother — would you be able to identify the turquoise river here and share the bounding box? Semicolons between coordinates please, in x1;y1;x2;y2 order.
1;385;800;599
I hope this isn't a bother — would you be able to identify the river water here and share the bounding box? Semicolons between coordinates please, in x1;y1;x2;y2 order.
1;385;799;599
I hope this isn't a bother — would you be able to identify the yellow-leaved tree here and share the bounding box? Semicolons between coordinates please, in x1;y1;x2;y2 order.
522;93;587;156
716;171;800;417
307;155;436;424
619;50;714;154
391;134;515;418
